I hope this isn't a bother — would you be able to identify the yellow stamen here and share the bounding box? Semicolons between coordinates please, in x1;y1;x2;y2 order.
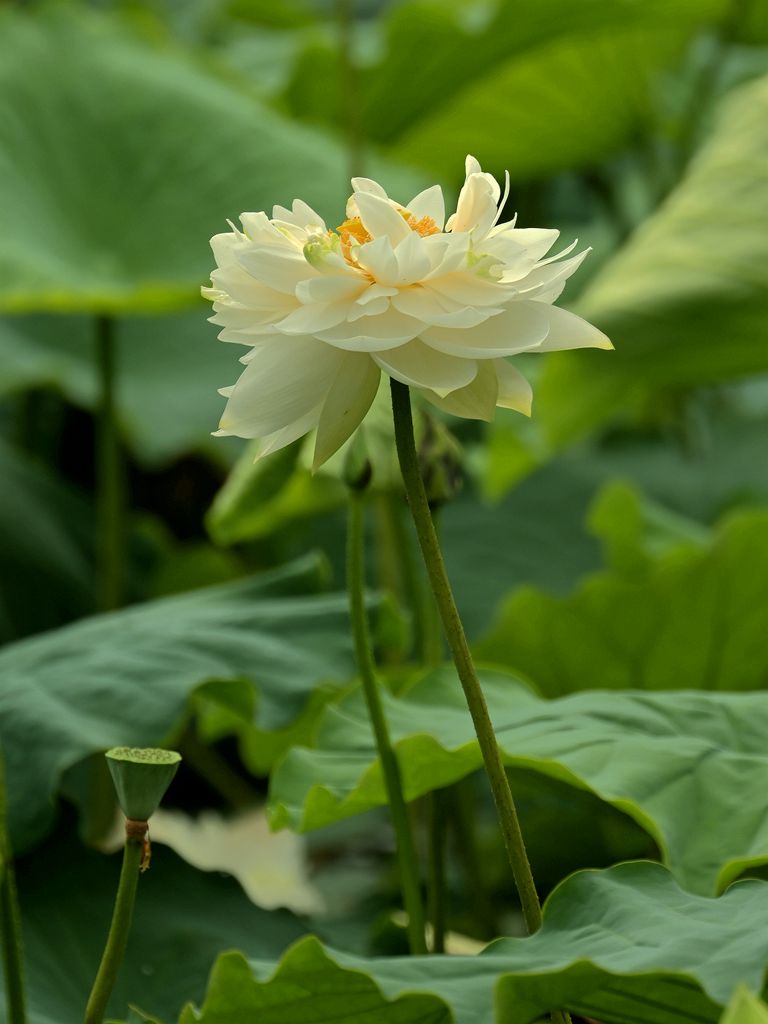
334;210;441;275
402;211;441;237
337;216;372;268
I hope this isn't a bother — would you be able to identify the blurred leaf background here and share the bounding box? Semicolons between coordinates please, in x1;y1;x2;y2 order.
1;0;768;1021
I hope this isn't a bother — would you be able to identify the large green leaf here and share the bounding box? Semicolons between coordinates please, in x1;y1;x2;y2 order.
181;941;449;1024
440;466;602;638
0;439;94;642
0;8;401;314
538;72;768;444
182;863;768;1024
392;25;684;181
477;501;768;695
270;666;768;894
0;8;420;459
0;829;305;1024
0;556;358;852
285;0;726;179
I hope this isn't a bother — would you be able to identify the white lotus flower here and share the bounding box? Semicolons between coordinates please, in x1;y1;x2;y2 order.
203;155;611;468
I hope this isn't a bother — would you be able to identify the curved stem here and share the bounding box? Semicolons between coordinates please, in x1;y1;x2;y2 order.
95;315;123;611
84;831;143;1024
390;383;573;1021
391;382;574;1020
347;492;427;954
390;380;544;924
0;757;27;1024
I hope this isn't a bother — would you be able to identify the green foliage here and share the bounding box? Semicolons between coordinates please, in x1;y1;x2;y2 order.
206;440;346;545
271;665;768;894
181;862;768;1024
390;23;688;181
180;940;449;1024
477;496;768;695
720;987;768;1024
285;0;729;180
1;1;767;1021
0;9;353;314
539;72;768;443
440;465;603;637
2;830;305;1024
0;556;359;852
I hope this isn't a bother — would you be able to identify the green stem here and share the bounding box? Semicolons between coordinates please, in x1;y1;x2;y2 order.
391;382;571;1020
84;831;143;1024
347;492;427;954
390;380;542;928
0;756;27;1024
427;789;447;953
95;315;123;612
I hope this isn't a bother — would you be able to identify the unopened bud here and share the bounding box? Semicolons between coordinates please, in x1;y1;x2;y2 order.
417;412;464;509
343;429;373;492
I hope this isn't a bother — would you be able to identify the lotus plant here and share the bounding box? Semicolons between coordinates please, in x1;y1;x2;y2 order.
203;156;611;1022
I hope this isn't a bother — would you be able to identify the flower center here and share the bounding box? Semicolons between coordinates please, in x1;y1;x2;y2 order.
335;211;441;271
404;213;441;237
337;216;372;266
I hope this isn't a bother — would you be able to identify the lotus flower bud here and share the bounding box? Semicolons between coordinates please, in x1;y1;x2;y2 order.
417;412;464;509
343;429;373;492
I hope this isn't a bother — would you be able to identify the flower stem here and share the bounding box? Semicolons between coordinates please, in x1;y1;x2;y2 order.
390;379;543;925
391;381;572;1020
346;491;427;955
0;757;27;1024
95;315;123;612
84;825;144;1024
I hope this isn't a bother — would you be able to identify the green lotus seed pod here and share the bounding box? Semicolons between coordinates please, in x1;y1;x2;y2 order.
105;747;181;821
